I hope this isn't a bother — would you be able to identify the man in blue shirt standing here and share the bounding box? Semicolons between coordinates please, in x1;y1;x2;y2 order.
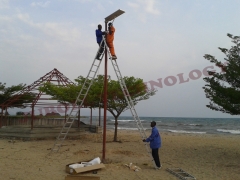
95;24;105;60
143;121;162;169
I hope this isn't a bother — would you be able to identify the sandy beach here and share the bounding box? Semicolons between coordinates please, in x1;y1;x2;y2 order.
1;130;240;180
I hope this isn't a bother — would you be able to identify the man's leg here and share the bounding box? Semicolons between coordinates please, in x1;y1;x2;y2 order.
152;148;161;168
99;43;104;54
107;42;116;57
96;43;104;60
96;43;100;59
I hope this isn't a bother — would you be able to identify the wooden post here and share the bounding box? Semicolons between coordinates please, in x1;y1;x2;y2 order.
90;107;92;125
31;105;34;130
78;108;80;128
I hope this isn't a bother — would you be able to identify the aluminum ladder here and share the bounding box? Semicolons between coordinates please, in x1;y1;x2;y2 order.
167;168;196;180
102;38;157;169
52;37;157;169
51;40;105;152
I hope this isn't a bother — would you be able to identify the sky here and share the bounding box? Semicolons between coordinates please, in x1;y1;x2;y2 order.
1;0;240;118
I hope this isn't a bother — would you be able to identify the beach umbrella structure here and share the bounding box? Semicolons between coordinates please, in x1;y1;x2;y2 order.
0;68;96;130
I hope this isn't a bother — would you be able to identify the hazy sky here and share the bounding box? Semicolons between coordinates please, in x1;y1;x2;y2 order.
1;0;240;118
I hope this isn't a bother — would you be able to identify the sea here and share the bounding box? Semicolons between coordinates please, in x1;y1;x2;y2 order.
80;116;240;135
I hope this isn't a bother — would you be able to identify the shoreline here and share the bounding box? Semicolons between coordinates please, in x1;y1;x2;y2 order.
1;129;240;180
108;128;240;137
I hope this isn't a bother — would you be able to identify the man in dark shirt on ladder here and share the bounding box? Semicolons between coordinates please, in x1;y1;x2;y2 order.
95;24;105;60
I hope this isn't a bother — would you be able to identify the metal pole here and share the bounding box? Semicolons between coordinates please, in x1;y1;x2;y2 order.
102;21;108;161
102;8;125;162
31;105;34;130
90;107;92;125
78;108;80;128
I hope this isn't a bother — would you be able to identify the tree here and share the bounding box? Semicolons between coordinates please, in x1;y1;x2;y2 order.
203;33;240;115
40;75;156;141
0;83;36;115
106;76;156;141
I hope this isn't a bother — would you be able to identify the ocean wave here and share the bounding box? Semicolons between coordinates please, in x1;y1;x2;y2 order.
110;119;144;122
186;124;203;126
141;120;161;123
117;127;143;131
217;129;240;134
168;130;206;134
111;120;134;122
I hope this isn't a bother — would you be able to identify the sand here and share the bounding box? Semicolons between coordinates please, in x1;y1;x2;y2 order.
0;130;240;180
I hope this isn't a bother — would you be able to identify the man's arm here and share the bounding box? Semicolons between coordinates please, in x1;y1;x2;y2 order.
146;128;158;142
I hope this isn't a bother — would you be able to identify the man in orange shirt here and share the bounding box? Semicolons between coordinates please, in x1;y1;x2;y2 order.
106;22;117;60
